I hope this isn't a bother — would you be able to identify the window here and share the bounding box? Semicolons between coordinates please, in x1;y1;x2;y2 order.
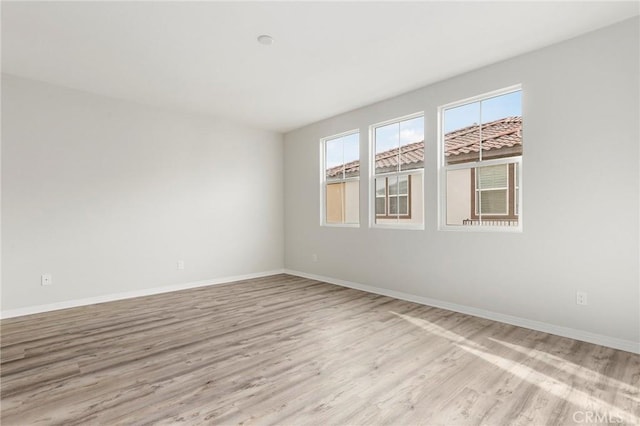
376;175;411;218
372;114;424;227
474;164;508;215
440;87;522;229
322;131;359;225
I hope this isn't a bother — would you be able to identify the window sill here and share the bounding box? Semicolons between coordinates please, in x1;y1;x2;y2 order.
439;224;523;233
322;223;360;228
371;223;425;231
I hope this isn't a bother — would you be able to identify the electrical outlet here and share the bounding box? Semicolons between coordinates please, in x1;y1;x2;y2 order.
41;274;53;286
576;291;588;306
177;260;185;270
312;254;318;262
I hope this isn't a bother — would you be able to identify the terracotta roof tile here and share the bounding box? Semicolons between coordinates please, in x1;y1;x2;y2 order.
445;116;522;159
326;116;522;177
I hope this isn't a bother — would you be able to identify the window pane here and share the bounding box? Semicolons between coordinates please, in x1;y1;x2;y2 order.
474;163;510;216
400;116;424;171
373;114;424;227
376;178;386;197
323;132;360;226
479;190;508;215
389;196;398;215
481;91;522;124
446;168;472;226
388;175;399;196
444;102;480;165
344;180;359;224
325;138;343;180
399;195;409;215
375;122;400;174
480;91;522;160
325;133;360;180
388;175;399;216
342;133;360;178
398;175;408;194
326;182;344;223
477;164;508;189
376;172;422;225
375;197;386;216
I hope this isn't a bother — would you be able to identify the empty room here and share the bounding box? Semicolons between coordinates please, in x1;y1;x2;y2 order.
1;1;639;425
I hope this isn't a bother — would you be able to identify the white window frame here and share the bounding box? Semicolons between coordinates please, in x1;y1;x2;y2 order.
438;85;523;232
320;129;360;228
369;112;425;230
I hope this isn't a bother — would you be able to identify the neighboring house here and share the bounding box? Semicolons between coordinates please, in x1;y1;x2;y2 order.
445;116;522;226
325;116;522;225
445;116;522;163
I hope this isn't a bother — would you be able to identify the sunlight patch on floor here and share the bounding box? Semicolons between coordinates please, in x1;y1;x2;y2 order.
391;311;639;425
457;344;638;424
489;337;640;403
389;311;475;345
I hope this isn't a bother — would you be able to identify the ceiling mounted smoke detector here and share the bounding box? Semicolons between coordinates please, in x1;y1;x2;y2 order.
257;34;274;45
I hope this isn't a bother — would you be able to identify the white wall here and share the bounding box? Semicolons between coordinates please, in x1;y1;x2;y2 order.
284;18;639;346
1;74;284;311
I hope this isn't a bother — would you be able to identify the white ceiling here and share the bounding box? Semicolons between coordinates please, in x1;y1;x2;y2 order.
2;2;638;133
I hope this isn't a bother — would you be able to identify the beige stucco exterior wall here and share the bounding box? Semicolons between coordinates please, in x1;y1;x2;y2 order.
446;168;471;225
345;180;359;224
326;180;360;224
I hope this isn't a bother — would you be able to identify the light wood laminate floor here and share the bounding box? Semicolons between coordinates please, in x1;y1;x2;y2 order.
1;274;639;425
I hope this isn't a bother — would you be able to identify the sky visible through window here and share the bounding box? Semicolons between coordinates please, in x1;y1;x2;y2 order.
444;90;521;133
375;116;424;154
325;132;359;170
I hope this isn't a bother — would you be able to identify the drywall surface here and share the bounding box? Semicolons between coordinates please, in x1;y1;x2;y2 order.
284;18;640;344
2;75;284;311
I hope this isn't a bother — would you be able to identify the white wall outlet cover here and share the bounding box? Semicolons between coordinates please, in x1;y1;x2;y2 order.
41;274;53;286
177;260;185;270
576;291;588;305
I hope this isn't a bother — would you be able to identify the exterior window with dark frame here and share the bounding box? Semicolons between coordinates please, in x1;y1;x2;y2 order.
323;131;360;225
372;114;424;226
441;87;522;228
376;175;411;218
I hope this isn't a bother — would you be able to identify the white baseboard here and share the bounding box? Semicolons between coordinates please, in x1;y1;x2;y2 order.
0;269;285;319
4;268;637;354
284;269;640;354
